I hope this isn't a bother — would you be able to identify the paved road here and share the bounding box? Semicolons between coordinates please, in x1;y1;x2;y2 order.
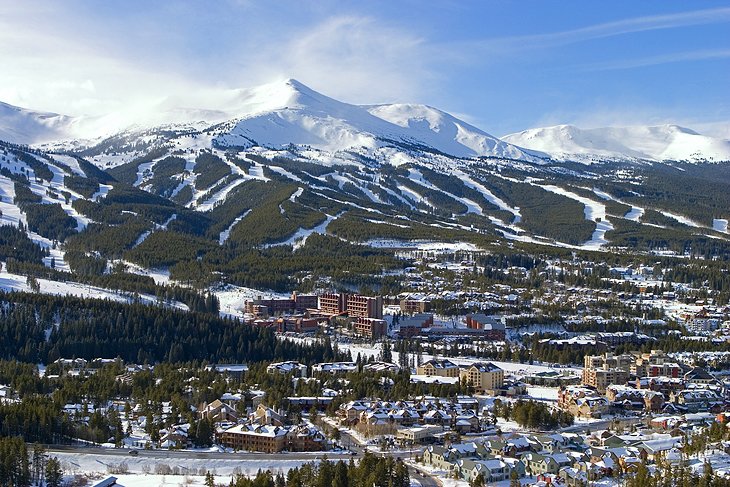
409;466;441;487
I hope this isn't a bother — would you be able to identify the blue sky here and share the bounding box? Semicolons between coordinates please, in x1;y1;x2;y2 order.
1;0;728;136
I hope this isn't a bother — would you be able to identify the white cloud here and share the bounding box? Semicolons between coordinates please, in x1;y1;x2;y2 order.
233;16;434;105
0;7;434;126
469;7;730;53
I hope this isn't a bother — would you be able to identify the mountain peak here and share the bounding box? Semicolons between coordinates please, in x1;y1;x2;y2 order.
282;78;309;91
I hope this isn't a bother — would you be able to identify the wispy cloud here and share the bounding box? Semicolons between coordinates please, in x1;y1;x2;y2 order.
469;7;730;53
581;48;730;71
235;16;434;105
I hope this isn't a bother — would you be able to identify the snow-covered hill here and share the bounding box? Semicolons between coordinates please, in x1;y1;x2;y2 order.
0;101;78;145
502;124;730;163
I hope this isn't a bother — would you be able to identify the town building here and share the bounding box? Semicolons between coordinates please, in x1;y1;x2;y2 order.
354;317;388;339
417;359;460;378
319;293;347;315
312;362;358;375
347;294;384;319
319;293;383;319
266;361;307;377
398;313;434;338
244;293;318;317
400;299;431;314
465;314;506;340
459;362;504;394
217;407;326;453
558;386;610;418
582;367;629;393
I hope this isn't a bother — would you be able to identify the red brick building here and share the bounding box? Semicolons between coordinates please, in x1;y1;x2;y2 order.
465;314;506;340
355;317;387;339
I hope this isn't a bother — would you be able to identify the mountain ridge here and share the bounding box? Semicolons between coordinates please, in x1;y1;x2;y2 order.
502;123;730;163
1;79;728;164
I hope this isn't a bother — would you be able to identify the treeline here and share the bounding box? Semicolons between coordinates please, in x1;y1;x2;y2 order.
0;438;63;487
473;174;595;245
0;224;48;264
4;255;220;314
0;436;30;487
493;399;573;430
231;454;409;487
0;397;74;444
146;155;187;197
64;174;99;198
627;460;730;487
107;145;170;184
194;151;232;190
7;147;54;181
0;291;338;364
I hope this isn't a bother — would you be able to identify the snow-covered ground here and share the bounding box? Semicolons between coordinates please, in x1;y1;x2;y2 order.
0;268;187;310
538;184;612;249
195;177;246;212
502;123;730;164
219;210;252;244
713;218;728;233
364;239;480;252
55;452;315;482
92;183;113;201
659;210;703;228
214;284;290;319
265;213;338;250
592;187;645;222
455;170;521;223
408;168;483;216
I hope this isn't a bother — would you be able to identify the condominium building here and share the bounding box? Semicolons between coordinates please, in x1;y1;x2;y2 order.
417;359;460;378
582;367;629;392
318;293;383;319
354;317;387;339
319;293;347;315
459;362;504;394
347;294;383;319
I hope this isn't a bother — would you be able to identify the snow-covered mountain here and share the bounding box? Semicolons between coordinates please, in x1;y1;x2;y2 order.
3;79;729;164
0;101;78;145
212;79;540;161
502;124;730;163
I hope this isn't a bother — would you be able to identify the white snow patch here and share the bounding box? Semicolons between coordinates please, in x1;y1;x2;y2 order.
219;210;252;244
265;213;338;250
658;210;703;228
455;170;520;222
538;184;612;248
0;269;187;310
713;218;728;233
91;183;113;202
365;239;480;252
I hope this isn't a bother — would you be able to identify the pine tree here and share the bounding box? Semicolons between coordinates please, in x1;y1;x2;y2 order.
205;471;215;487
45;457;63;487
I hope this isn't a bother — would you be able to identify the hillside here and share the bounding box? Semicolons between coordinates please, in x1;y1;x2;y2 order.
0;80;728;299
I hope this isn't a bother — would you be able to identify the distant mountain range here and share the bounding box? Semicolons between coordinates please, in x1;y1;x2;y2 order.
502;124;730;164
2;79;728;163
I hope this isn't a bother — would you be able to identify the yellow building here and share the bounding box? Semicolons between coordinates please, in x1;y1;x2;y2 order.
459;362;504;393
417;359;460;378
